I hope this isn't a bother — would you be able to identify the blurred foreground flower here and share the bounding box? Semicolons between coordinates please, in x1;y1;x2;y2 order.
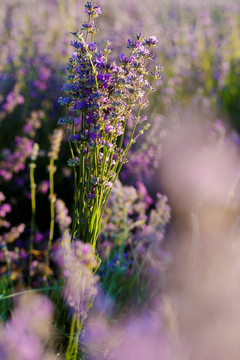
160;117;240;360
0;294;55;360
56;240;99;319
84;303;181;360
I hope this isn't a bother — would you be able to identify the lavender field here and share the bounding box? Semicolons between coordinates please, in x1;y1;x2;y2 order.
0;0;240;359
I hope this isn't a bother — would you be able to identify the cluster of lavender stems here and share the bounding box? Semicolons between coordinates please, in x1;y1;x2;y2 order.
57;2;162;355
59;1;162;249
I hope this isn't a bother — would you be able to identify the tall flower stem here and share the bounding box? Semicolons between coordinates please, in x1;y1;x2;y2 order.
29;143;39;285
46;157;56;272
29;163;36;282
45;129;63;274
65;313;76;360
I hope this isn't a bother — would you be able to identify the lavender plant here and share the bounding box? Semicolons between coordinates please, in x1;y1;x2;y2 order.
58;1;162;248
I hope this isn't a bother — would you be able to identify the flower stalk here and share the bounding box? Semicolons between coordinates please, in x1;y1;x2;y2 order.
29;142;39;285
46;129;63;273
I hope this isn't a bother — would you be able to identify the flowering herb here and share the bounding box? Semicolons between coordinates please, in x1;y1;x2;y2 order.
58;1;162;249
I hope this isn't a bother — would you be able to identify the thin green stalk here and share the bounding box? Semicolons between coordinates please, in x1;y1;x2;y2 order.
78;155;85;239
0;286;58;301
100;122;138;218
66;314;77;360
29;162;36;284
66;127;78;239
46;158;56;273
73;317;84;360
68;0;76;31
56;0;67;35
1;243;15;305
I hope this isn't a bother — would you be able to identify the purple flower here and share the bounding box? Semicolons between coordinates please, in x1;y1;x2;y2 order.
72;52;78;60
0;204;11;218
18;94;24;104
129;55;137;63
81;21;99;34
119;53;127;62
76;100;85;110
85;2;101;17
146;36;158;46
94;55;106;67
73;134;80;141
70;40;81;49
39;66;51;81
63;97;70;104
89;131;97;141
38;180;50;194
105;124;114;133
127;39;134;48
0;192;5;202
34;232;44;244
88;42;97;52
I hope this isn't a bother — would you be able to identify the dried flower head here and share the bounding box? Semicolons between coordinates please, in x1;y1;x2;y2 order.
47;129;63;160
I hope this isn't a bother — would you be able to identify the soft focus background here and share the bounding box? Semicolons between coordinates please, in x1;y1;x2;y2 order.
1;0;240;359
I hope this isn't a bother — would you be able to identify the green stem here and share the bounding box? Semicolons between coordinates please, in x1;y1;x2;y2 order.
73;317;84;360
66;314;77;360
46;158;55;274
0;286;58;301
29;162;36;285
100;122;138;218
66;127;78;240
2;243;15;304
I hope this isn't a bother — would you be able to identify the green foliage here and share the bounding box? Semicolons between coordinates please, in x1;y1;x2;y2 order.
0;275;13;322
219;60;240;130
